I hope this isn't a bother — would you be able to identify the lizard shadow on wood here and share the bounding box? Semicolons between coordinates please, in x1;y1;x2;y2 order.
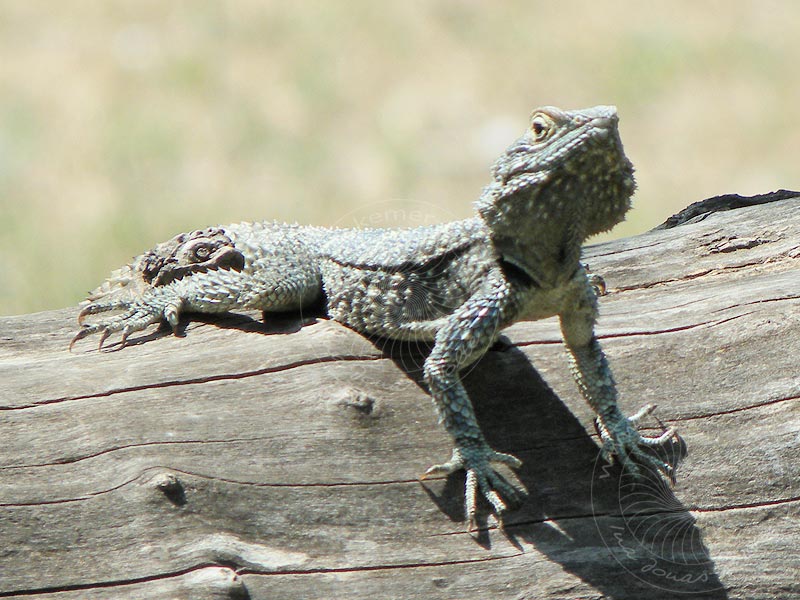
192;309;324;336
107;309;324;349
83;312;277;350
379;337;724;599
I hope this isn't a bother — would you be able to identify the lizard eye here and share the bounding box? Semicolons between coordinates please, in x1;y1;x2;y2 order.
530;114;553;142
193;244;212;260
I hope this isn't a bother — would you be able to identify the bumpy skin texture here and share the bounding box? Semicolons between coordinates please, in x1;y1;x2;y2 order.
74;106;677;529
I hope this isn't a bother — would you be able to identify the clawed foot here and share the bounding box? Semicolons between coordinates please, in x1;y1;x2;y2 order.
70;294;181;351
421;444;525;531
595;404;679;483
70;227;245;351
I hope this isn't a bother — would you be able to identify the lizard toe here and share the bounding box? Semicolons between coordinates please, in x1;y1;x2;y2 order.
69;325;101;351
77;300;131;324
71;305;166;351
490;450;524;470
420;457;463;480
464;461;525;531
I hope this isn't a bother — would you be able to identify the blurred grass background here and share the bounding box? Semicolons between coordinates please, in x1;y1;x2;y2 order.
1;1;798;315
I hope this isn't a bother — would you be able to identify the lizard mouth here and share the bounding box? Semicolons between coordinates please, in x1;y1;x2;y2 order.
148;245;246;287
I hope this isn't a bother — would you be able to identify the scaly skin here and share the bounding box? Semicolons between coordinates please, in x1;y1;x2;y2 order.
73;106;678;530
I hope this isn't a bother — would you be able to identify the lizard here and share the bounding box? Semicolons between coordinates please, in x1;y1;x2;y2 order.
71;105;678;529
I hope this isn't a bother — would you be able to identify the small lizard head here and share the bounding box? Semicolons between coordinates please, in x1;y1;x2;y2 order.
83;227;245;306
138;227;245;287
476;105;636;240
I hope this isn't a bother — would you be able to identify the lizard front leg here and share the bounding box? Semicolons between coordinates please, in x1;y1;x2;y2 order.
422;268;525;530
72;268;263;350
72;226;322;350
559;272;678;481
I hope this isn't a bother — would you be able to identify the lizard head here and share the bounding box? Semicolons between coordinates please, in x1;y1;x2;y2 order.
137;227;245;287
83;227;245;306
476;105;636;239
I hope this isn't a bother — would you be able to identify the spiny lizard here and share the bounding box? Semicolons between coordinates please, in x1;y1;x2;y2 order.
72;105;678;529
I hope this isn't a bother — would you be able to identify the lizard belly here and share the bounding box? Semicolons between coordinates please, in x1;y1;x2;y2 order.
513;265;594;322
514;285;571;321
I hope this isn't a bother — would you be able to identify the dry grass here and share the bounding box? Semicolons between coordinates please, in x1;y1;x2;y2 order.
1;1;798;314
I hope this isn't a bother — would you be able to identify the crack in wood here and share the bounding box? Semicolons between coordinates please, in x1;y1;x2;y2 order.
0;436;275;470
0;465;425;508
710;294;800;312
667;395;799;423
0;564;233;598
0;555;520;597
614;255;798;292
236;553;517;577
513;313;749;347
585;238;668;259
0;354;385;411
425;495;800;538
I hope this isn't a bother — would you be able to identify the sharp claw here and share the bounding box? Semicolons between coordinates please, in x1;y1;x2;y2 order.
98;329;111;350
77;304;99;325
462;468;523;533
69;327;94;352
427;446;525;531
467;515;478;533
165;303;181;333
68;334;81;352
77;301;122;324
420;467;446;481
421;458;461;480
119;326;132;349
628;403;656;425
72;299;170;352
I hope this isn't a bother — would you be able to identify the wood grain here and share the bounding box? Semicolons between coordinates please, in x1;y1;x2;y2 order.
1;197;798;599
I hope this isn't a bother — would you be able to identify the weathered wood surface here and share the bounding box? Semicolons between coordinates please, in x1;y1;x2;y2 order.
1;197;799;600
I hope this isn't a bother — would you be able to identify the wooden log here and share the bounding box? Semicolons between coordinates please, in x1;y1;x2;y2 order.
1;195;798;600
